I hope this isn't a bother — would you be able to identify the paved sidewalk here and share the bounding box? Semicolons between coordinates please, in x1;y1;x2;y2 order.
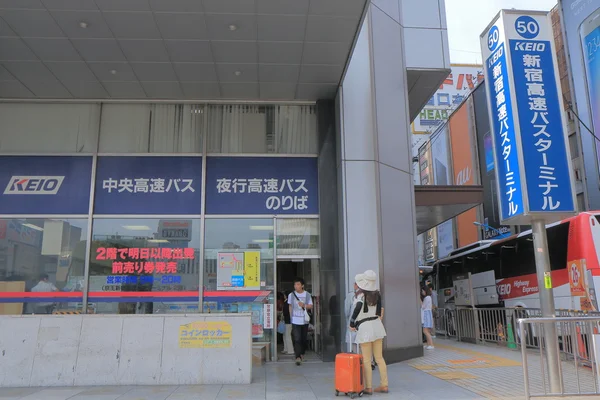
0;357;481;400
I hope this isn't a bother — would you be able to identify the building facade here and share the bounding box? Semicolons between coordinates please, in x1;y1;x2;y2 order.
0;0;451;380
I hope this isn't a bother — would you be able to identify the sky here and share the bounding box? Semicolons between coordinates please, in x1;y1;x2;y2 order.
446;0;559;65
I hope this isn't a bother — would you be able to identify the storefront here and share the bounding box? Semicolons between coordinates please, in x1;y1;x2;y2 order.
0;102;320;362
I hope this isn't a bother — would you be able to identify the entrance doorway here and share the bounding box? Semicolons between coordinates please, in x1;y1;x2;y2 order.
276;259;321;362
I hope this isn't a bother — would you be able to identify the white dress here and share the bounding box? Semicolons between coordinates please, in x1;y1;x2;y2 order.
352;293;387;344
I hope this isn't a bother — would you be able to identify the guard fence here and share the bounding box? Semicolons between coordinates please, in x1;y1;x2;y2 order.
433;307;600;399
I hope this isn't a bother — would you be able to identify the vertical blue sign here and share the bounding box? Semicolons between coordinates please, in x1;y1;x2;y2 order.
509;37;575;212
485;42;525;221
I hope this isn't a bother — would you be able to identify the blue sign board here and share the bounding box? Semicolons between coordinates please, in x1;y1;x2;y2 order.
509;38;575;213
205;157;319;215
485;43;525;221
0;156;92;214
94;156;202;215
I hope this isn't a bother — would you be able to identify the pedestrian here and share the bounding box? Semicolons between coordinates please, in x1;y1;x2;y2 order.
282;291;294;355
349;270;388;395
31;273;59;314
422;286;435;350
288;278;313;366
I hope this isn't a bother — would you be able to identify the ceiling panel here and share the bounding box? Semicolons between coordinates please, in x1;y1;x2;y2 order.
211;41;257;63
1;9;64;37
257;15;306;42
102;81;146;97
164;40;213;63
131;62;177;81
205;13;257;41
154;13;208;40
202;0;255;14
0;0;368;100
216;63;258;82
50;10;113;38
306;16;359;42
149;0;204;13
94;0;150;12
220;82;259;99
309;0;366;17
45;61;96;81
0;0;44;10
173;63;217;82
302;42;350;65
88;62;137;81
71;39;125;62
119;39;170;62
0;38;37;61
141;81;182;98
299;65;343;84
24;79;72;97
181;82;220;98
62;80;108;98
42;0;99;11
258;42;302;64
259;82;296;100
103;12;162;39
0;81;33;97
258;64;300;83
256;0;309;15
0;17;16;36
24;38;82;61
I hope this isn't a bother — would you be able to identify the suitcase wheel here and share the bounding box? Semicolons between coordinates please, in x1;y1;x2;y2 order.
335;390;339;396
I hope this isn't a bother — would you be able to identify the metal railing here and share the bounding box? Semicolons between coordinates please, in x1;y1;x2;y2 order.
519;316;600;399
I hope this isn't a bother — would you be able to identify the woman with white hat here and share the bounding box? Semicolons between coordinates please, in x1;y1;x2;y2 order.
349;270;388;395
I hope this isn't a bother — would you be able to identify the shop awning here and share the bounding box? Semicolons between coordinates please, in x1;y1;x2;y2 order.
414;185;484;234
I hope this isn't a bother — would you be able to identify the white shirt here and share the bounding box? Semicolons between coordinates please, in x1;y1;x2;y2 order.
288;291;312;326
422;295;432;311
31;280;58;307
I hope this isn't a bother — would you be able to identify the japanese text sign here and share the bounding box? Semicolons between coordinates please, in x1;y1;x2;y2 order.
95;246;195;275
0;156;92;214
480;11;575;225
94;156;202;215
205;157;318;215
179;321;232;348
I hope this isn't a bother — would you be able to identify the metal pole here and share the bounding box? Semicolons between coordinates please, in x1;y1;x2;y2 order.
531;219;562;394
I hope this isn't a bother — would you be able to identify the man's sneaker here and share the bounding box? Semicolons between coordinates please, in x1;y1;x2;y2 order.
296;358;302;366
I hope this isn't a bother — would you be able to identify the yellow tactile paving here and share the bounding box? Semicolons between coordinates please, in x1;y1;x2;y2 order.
433;342;522;367
430;371;478;380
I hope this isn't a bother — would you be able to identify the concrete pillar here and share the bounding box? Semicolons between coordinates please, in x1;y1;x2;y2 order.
337;2;422;362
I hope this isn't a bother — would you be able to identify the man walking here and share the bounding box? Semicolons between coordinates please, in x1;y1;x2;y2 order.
288;277;313;366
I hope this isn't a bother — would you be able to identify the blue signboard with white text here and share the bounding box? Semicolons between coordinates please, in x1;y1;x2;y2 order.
480;11;575;224
0;156;92;214
509;37;575;213
205;157;319;215
94;156;202;215
485;42;525;222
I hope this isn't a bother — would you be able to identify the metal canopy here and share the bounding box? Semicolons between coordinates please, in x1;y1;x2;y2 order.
0;0;367;100
415;185;484;234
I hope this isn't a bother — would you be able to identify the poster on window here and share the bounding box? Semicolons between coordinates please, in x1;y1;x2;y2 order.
205;157;318;215
94;156;202;215
216;251;261;290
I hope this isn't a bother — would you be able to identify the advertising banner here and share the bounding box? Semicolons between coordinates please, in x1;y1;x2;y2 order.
568;259;586;296
216;251;261;290
178;321;232;348
473;84;512;239
0;156;92;215
480;11;576;225
560;0;600;207
449;100;480;247
437;220;455;259
205;157;318;215
94;156;202;215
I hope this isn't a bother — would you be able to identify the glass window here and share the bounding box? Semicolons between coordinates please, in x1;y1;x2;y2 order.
0;103;100;153
206;105;317;154
89;219;200;314
98;104;203;153
0;218;88;315
203;219;274;343
276;219;320;257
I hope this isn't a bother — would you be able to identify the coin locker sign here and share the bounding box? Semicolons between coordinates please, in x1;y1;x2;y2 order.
179;321;232;348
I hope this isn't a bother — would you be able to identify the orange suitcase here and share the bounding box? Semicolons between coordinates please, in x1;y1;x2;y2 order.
335;353;364;398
